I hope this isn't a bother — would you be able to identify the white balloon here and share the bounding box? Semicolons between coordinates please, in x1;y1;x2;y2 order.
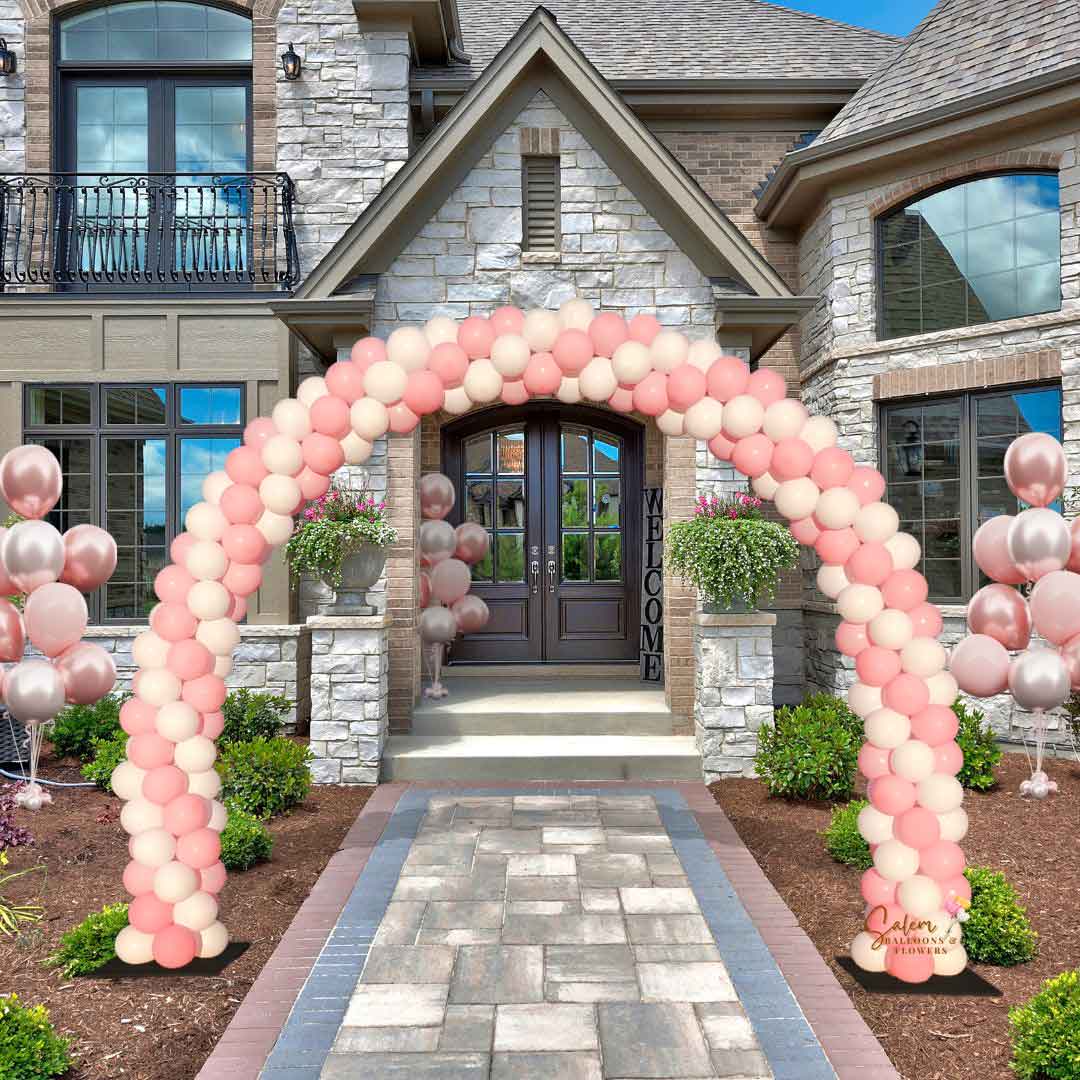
174;735;217;774
556;377;581;405
885;532;921;571
649;330;688;373
386;326;430;372
774;478;819;521
271;398;311;441
341;432;374;466
214;654;233;679
296;375;329;408
157;702;200;742
256;510;295;547
154;860;199;904
800;415;838;453
522;309;560;351
185;540;228;582
874;838;920;881
133;631;171;670
351;398;390;441
198;921;229;959
611;341;652;385
751;471;778;500
917;774;964;814
196;618;241;657
857;803;894;844
934;943;968;976
137;668;181;707
442;386;473;415
837;583;884;624
762;399;809;442
364;360;409;405
815;488;860;530
868;609;914;650
865;707;911;749
901;637;947;678
259;474;302;516
559;297;594;330
721;395;764;439
850;931;887;972
186;501;228;542
262;434;304;477
938;807;969;843
424;314;459;346
854;502;900;543
120;798;164;836
848;681;883;717
202;470;232;507
208;799;228;832
187;580;231;621
686;338;722;374
187;769;223;799
173;891;219;933
115;925;155;965
111;761;148;802
656;409;686;437
131;828;176;868
926;670;959;706
892;738;936;782
684;399;725;441
897;875;943;918
816;564;849;599
490;334;530;378
579;357;618;402
462;358;503;403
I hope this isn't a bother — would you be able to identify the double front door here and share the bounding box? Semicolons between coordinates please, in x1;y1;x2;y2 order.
443;405;642;664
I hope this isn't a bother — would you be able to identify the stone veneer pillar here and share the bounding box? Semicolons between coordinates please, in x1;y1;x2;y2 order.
306;614;391;784
694;611;775;781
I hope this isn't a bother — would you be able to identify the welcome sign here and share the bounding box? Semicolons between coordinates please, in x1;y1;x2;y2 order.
641;487;664;681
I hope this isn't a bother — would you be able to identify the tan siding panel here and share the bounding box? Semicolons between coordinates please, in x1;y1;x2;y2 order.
103;316;172;372
177;315;279;370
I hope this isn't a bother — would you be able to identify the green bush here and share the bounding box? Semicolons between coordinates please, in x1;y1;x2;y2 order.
221;689;291;746
952;699;1003;790
754;692;863;801
46;903;128;977
964;866;1038;966
80;735;128;793
1010;969;1080;1079
0;994;72;1080
219;808;274;871
822;799;873;870
49;693;128;762
1062;691;1080;741
217;737;312;818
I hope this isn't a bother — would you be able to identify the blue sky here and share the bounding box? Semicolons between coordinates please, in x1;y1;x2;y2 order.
779;0;937;36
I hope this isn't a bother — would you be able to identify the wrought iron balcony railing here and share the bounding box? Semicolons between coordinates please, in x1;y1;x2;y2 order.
0;172;300;292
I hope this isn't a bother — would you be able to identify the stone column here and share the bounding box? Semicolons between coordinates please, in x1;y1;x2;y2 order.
694;611;776;781
306;614;391;784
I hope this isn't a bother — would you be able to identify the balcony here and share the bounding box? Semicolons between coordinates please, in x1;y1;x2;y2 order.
0;172;300;294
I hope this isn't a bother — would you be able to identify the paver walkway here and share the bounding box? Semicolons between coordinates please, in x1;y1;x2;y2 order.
197;785;899;1080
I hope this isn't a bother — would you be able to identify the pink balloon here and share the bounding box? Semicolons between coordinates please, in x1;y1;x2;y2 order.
627;313;661;344
458;315;495;359
155;565;195;604
705;355;750;403
200;711;225;740
523;353;562;395
908;602;944;639
942;873;972;906
201;861;228;894
933;741;964;775
428;342;470;388
789;517;820;546
350;337;387;370
1004;432;1066;508
301;432;345;476
55;642;117;704
885;948;933;984
845;542;894;587
810;447;855;490
631;372;669;418
972;515;1026;585
1028;569;1080;645
124;859;157;896
23;582;88;657
226;595;247;622
387;401;420;434
222;561;262;598
588;312;628;357
403;370;445;417
60;524;118;593
731;435;774;479
151;602;198;643
553;329;594;375
869;774;916;816
856;645;902;687
430;558;471;606
836;621;869;657
880;570;928;612
893;806;941;849
881;672;930;716
167;639;214;682
608;386;634;414
419;519;457;564
454;523;490;565
0;598;23;662
143;765;188;805
861;868;897;907
222;524;268;567
967;583;1031;650
0;445;62;520
865;902;904;937
770;438;814;482
128;733;174;771
225;445;268;487
130;894;174;934
910;705;959;747
949;633;1010;697
451;594;490;634
747;368;786;406
0;528;15;594
120;698;158;736
708;432;736;462
182;674;227;714
163;794;211;837
170;531;196;567
419;570;432;609
153;924;198;969
848;467;886;506
858;741;892;780
310;394;351;438
177;828;222;871
490;306;525;336
324;360;366;404
220;483;263;525
243;417;277;451
815;528;859;566
419;474;455;521
500;379;529;406
666;365;707;412
920;840;965;880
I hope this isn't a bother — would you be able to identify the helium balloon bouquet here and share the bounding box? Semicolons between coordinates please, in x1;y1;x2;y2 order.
0;445;118;809
417;473;491;697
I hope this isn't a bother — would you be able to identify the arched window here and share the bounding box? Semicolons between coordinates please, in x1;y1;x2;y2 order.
878;172;1060;340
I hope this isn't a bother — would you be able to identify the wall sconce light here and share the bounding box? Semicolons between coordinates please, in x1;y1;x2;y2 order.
0;40;16;77
281;43;301;81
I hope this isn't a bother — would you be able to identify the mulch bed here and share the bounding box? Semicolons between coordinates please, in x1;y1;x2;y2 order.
710;752;1080;1080
3;751;372;1080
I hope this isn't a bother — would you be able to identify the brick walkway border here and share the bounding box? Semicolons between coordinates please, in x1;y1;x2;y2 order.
194;782;898;1080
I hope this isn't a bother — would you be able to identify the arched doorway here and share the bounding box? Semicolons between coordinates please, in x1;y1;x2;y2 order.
442;403;643;663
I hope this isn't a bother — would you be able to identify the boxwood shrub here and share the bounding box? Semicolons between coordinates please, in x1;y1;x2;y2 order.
219;807;274;871
822;799;873;870
49;693;128;762
952;699;1002;790
963;866;1038;966
1010;969;1080;1080
0;994;72;1080
46;902;129;977
217;737;312;818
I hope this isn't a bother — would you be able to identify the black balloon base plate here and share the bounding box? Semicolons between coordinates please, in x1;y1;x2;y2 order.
836;956;1001;996
82;941;250;979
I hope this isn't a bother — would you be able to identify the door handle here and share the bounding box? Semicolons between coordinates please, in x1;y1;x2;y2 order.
547;559;556;593
530;560;540;594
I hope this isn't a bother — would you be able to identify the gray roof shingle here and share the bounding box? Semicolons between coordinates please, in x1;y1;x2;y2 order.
814;0;1080;146
415;0;899;84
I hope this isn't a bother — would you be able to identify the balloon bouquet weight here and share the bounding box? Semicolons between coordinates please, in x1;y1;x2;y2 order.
950;431;1077;798
0;445;118;809
417;473;491;698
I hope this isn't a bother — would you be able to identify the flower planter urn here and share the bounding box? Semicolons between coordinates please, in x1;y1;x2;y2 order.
320;543;387;615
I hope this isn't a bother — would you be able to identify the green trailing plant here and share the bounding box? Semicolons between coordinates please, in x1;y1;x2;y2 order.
49;693;129;762
1009;969;1080;1080
217;737;313;818
667;491;799;609
46;903;129;977
963;866;1038;966
822;799;873;870
284;486;397;587
219;807;274;871
0;850;44;938
80;734;128;793
952;699;1003;791
220;689;291;746
754;692;864;801
0;994;72;1080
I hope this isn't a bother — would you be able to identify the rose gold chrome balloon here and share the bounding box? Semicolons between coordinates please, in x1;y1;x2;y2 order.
2;519;65;594
0;597;24;662
1004;432;1067;508
0;445;63;520
418;473;455;521
1007;507;1071;582
60;524;118;593
54;641;118;705
972;515;1026;585
966;583;1032;651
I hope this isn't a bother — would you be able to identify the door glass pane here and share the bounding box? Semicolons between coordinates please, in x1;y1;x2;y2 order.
595;534;621;581
496;534;525;583
593;436;620;473
562;533;587;582
179;437;239;518
105;386;167;425
465;434;491;475
562;479;588;527
495;481;525;528
594;479;620;528
561;428;588;473
465;481;492;527
496;430;525;474
470;543;493;582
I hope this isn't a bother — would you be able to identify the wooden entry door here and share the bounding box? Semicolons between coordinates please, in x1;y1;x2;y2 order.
442;404;642;664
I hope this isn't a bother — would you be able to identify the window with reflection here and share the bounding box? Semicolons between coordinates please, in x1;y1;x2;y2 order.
560;425;622;583
24;383;243;622
881;384;1061;600
462;427;526;583
878;172;1060;339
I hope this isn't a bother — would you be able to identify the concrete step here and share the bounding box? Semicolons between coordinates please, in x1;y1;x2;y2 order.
381;735;702;781
412;676;676;736
445;663;642;678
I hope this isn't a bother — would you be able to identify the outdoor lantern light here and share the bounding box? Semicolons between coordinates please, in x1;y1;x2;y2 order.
281;43;301;80
0;40;16;76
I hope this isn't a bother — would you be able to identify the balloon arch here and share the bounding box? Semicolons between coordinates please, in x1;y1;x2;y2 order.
111;300;965;982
